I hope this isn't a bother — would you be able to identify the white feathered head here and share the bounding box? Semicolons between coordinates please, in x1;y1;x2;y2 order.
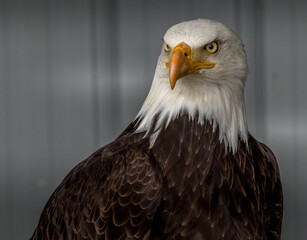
137;19;249;152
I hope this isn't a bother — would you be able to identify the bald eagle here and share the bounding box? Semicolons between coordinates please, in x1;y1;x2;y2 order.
31;19;283;240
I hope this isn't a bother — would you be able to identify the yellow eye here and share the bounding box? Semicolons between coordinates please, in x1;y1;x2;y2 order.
204;41;219;54
163;42;171;53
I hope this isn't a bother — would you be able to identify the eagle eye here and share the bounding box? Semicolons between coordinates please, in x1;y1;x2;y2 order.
204;41;219;54
163;42;171;53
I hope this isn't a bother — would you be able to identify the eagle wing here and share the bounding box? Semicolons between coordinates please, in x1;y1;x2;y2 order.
30;133;162;240
246;137;283;240
259;141;283;240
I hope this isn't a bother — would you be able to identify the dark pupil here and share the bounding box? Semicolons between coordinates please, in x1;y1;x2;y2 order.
208;44;214;50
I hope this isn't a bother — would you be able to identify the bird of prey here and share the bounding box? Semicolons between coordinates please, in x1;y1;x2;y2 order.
31;19;283;240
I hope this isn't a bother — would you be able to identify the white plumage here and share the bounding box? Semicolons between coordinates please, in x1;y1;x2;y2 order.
136;19;248;152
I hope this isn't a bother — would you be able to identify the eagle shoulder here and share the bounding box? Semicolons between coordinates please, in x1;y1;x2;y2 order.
249;136;283;240
30;132;162;240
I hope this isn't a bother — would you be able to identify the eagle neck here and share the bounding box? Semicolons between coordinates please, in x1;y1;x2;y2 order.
135;74;248;153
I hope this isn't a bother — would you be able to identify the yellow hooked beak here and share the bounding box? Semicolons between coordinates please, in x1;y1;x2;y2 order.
167;42;215;90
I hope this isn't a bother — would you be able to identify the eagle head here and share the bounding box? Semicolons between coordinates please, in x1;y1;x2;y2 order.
136;19;249;152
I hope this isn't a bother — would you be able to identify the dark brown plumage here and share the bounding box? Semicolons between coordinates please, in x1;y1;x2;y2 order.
31;19;283;240
31;113;282;240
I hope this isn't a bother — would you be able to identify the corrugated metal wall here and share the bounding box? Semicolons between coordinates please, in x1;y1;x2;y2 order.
0;0;306;239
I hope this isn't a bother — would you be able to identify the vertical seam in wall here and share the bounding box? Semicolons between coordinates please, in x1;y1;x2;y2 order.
233;0;241;35
144;1;149;80
45;0;54;189
107;0;120;131
189;0;194;18
184;0;189;20
253;0;266;141
289;0;299;237
2;0;13;238
89;0;99;147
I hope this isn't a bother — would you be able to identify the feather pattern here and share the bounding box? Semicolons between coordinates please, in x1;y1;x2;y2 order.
30;19;282;240
31;114;282;240
31;132;162;240
147;113;282;240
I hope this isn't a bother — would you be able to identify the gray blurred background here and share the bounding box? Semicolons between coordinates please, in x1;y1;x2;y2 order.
0;0;306;239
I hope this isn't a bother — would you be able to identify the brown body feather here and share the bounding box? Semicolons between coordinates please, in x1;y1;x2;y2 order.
31;113;282;240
